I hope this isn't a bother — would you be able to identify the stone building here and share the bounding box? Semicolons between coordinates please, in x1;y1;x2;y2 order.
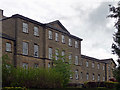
0;9;116;84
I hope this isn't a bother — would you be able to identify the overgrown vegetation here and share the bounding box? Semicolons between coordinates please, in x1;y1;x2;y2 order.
2;54;72;88
2;53;72;89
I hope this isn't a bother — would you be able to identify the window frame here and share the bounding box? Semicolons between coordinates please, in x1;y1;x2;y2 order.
75;69;79;80
48;30;52;39
34;26;39;36
55;33;59;41
48;48;52;59
22;42;28;55
34;44;39;57
75;55;79;65
69;38;72;46
22;62;28;69
61;35;65;43
75;41;78;48
23;22;28;33
6;42;12;52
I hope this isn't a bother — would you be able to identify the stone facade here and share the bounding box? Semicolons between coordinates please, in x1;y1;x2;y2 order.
1;9;117;84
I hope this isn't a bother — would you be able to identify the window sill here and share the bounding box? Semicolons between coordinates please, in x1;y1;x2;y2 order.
6;51;12;53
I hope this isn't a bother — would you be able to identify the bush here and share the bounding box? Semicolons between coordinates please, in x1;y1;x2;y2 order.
83;81;119;89
2;87;27;90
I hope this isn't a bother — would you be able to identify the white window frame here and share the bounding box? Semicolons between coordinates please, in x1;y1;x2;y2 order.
75;56;79;65
34;26;39;36
6;42;11;52
92;74;95;80
69;38;72;46
48;62;50;68
48;48;52;59
69;54;72;64
92;62;94;68
48;30;52;39
55;49;59;60
22;63;28;69
75;41;78;48
86;61;89;67
103;65;105;70
75;69;79;80
97;64;100;69
62;50;65;62
34;63;38;68
86;73;89;80
23;23;28;33
55;33;58;41
23;42;28;55
62;35;65;43
34;44;39;57
98;74;100;81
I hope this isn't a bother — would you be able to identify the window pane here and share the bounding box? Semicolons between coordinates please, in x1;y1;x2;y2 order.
23;23;28;33
62;35;65;43
23;63;28;69
55;49;59;60
49;48;52;59
49;30;52;39
6;43;11;51
75;56;78;65
34;27;39;36
34;44;39;57
55;33;58;41
23;42;28;55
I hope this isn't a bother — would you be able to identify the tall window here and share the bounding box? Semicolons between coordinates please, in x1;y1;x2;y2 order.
23;23;28;33
86;61;89;67
98;74;100;81
92;62;94;68
75;56;79;65
75;41;78;48
103;77;105;81
49;30;52;39
103;65;105;70
62;50;65;62
69;39;72;46
23;42;28;55
69;54;72;64
34;26;39;36
81;72;83;79
34;44;39;57
97;63;100;69
70;70;72;79
55;33;58;41
86;73;89;80
55;49;59;60
48;62;50;68
75;69;79;80
22;63;28;69
92;73;95;80
6;42;11;52
48;48;52;59
62;35;65;43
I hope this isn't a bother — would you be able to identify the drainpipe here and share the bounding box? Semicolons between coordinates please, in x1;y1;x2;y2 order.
105;63;107;81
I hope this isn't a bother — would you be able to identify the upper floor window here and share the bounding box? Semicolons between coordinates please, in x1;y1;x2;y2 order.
75;69;79;80
69;39;72;46
48;30;52;39
86;61;89;67
6;42;11;52
55;49;59;60
75;56;79;65
22;62;28;69
62;35;65;43
55;33;59;41
23;42;28;55
69;54;72;64
23;23;28;33
86;73;89;80
62;50;65;62
34;44;39;57
81;72;83;79
97;64;100;69
75;41;78;48
48;48;52;59
92;62;94;68
34;26;39;36
103;65;105;70
34;63;38;68
103;77;105;81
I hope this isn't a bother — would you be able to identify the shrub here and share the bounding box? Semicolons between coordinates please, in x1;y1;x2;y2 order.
2;87;27;90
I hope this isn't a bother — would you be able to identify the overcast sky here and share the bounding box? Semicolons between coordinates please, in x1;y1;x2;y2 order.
0;0;119;64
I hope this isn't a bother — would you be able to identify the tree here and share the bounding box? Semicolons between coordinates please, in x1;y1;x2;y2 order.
52;50;72;87
108;2;120;90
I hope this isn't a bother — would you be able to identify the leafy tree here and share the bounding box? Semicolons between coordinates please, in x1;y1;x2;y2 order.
52;50;72;87
108;2;120;90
